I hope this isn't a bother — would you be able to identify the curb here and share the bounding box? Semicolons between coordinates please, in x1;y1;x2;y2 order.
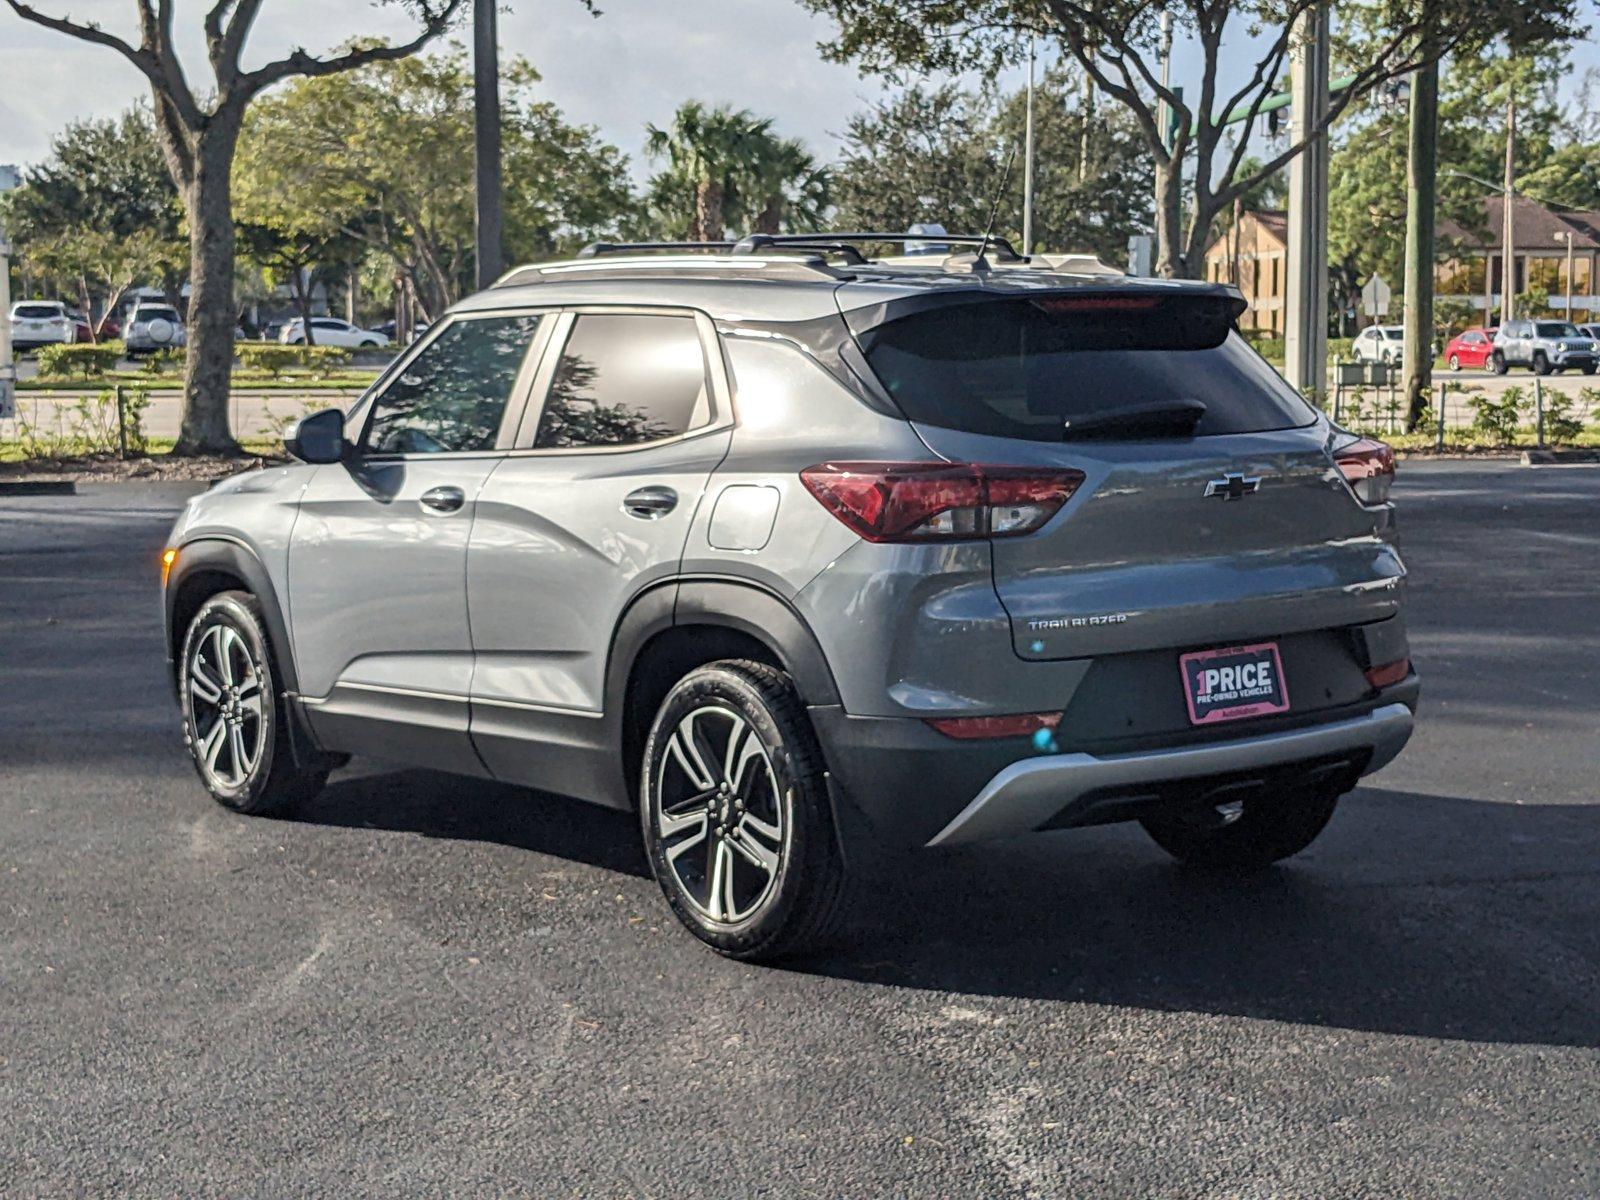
1521;449;1600;466
0;479;77;496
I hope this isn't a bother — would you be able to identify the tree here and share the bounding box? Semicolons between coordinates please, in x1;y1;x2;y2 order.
643;102;827;241
3;0;467;453
832;69;1151;261
801;0;1579;278
5;106;186;333
237;46;635;321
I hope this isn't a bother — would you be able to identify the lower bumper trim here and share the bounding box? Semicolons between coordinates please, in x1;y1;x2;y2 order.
927;702;1415;847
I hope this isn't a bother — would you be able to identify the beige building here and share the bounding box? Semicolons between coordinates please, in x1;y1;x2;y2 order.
1437;194;1600;323
1201;210;1287;335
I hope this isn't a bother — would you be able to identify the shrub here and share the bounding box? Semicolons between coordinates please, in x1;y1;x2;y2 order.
8;388;149;458
35;340;126;380
1540;392;1584;445
1470;385;1527;445
140;348;183;375
235;342;353;378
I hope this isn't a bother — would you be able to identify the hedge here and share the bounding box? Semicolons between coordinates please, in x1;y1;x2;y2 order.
35;340;126;380
234;343;354;378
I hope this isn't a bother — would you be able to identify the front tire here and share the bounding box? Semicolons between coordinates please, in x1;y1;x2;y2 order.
1491;352;1508;375
640;660;846;962
179;591;327;816
1534;352;1551;375
1140;787;1341;872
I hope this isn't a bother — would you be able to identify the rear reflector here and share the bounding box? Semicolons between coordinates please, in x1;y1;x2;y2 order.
926;712;1063;740
800;462;1084;542
1364;657;1410;689
1333;437;1396;505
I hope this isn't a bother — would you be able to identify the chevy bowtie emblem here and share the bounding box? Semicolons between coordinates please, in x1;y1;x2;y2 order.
1205;473;1262;501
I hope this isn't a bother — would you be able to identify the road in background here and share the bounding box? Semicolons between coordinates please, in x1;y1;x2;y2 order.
1;464;1597;1196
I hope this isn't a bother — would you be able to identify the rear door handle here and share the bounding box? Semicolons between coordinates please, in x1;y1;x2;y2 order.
623;485;678;520
419;485;466;514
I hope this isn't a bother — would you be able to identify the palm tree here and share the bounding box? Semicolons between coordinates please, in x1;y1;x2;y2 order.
646;101;776;242
746;137;832;235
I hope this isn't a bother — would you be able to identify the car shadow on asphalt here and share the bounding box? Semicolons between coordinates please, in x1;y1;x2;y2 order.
790;785;1600;1049
292;764;651;879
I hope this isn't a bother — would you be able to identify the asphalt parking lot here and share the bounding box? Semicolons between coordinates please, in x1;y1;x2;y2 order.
2;461;1598;1198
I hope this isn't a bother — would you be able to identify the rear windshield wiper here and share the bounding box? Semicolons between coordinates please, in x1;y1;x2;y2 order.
1061;399;1207;441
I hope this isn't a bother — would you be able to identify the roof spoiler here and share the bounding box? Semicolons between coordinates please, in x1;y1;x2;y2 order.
734;231;1027;264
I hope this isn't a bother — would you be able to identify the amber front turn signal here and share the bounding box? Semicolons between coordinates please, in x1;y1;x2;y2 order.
161;547;178;587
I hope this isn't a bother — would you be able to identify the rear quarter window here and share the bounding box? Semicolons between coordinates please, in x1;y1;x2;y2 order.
860;296;1315;442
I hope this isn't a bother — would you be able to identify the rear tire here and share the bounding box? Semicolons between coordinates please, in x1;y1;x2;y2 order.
1140;787;1341;872
1447;354;1460;371
640;659;846;962
178;590;328;816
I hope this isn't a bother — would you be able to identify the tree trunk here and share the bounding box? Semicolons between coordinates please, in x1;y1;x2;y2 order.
696;179;725;244
290;266;316;346
1402;51;1439;432
754;197;782;235
174;119;243;456
1153;156;1184;278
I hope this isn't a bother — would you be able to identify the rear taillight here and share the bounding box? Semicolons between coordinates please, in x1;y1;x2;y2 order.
1333;437;1395;506
1364;657;1410;689
799;462;1084;543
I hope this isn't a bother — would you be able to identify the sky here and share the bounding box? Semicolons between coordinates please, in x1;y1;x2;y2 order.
2;0;1597;179
0;0;1284;175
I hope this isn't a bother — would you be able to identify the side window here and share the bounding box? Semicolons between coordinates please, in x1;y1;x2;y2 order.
362;314;542;455
533;313;712;450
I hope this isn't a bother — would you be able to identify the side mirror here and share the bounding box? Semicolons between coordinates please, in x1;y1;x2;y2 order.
284;407;347;464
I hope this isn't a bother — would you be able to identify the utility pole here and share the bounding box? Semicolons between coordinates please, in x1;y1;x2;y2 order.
0;165;17;422
1501;89;1517;326
1023;32;1036;255
1284;3;1331;403
1401;40;1438;431
1555;229;1574;318
473;0;505;291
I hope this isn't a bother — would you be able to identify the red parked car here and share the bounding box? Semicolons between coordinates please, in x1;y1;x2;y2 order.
1444;327;1496;371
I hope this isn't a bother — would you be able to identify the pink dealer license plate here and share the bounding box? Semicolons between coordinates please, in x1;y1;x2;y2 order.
1179;642;1290;726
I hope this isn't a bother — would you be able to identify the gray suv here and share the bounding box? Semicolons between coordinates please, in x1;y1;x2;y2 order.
162;234;1418;961
1492;318;1598;375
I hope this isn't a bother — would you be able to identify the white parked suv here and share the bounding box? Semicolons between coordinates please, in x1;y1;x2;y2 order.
278;318;390;349
124;304;187;355
8;301;74;351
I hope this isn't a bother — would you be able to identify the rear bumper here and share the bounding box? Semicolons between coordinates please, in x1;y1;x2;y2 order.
925;701;1413;846
812;676;1418;853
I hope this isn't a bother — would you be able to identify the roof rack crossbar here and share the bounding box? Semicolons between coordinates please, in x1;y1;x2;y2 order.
733;231;1026;263
577;240;736;258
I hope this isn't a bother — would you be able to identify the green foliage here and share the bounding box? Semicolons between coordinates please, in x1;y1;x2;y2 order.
235;343;353;378
642;101;829;241
1540;390;1584;444
236;46;636;319
34;341;126;380
1470;384;1529;444
9;389;150;459
829;69;1151;262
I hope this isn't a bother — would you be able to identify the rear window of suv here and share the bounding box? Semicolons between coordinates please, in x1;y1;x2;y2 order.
860;295;1315;442
14;304;62;319
134;306;180;322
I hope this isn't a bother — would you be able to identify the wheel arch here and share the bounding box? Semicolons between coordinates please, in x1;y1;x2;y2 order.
165;537;297;698
605;578;842;808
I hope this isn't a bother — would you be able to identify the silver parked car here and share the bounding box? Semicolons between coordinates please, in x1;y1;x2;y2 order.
1492;318;1598;375
161;233;1418;961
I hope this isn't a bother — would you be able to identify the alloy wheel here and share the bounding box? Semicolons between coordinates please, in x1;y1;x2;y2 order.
187;623;266;790
654;706;786;924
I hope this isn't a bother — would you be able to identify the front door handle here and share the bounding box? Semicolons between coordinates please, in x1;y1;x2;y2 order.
419;485;466;514
623;485;678;520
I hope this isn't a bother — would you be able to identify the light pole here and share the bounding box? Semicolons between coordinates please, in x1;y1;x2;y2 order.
1442;168;1517;326
1022;32;1036;255
0;165;17;422
1555;230;1574;319
473;0;504;291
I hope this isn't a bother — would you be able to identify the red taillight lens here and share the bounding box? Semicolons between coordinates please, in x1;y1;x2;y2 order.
799;462;1084;542
926;712;1063;740
1333;437;1395;505
1364;657;1410;689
